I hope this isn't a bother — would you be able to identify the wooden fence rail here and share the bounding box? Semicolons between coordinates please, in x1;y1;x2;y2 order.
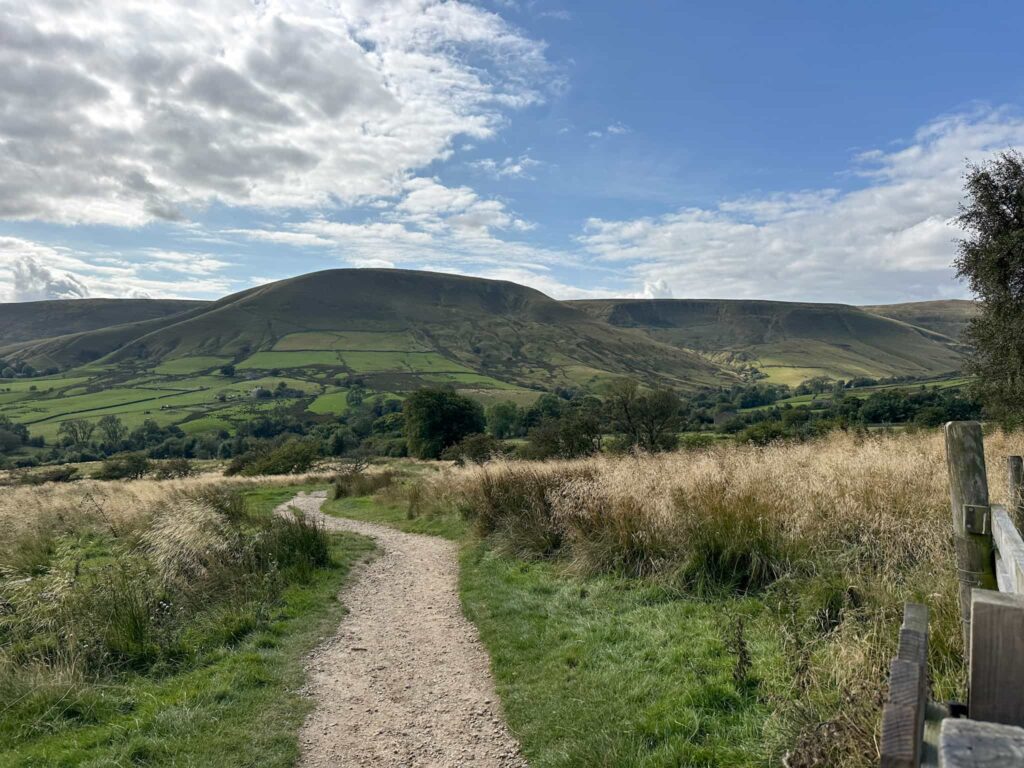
879;422;1024;767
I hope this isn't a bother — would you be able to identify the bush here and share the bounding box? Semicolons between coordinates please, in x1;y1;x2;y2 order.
440;433;505;465
152;458;197;480
333;469;396;499
469;463;596;557
225;440;320;477
18;465;80;485
95;453;151;480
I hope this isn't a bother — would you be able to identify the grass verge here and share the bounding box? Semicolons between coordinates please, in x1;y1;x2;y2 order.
322;495;468;540
460;544;787;767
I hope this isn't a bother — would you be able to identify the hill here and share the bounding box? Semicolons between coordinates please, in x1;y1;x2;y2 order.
0;298;204;348
861;299;977;342
0;270;732;439
571;298;965;385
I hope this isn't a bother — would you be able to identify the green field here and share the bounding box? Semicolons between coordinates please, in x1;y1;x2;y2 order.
153;356;232;375
237;351;342;369
273;330;431;352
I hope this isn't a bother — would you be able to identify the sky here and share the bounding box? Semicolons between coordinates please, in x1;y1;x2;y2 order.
1;0;1023;305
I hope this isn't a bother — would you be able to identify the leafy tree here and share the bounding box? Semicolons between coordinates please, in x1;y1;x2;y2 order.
486;401;521;439
97;415;128;450
955;150;1024;425
403;389;485;459
0;429;21;454
219;364;236;377
523;409;602;459
58;419;95;447
605;379;681;452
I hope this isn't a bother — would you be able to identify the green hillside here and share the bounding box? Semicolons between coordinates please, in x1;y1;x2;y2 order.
0;298;203;348
0;270;732;438
861;299;977;342
571;298;966;385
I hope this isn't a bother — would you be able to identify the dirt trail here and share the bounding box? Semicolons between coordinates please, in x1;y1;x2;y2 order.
277;491;527;768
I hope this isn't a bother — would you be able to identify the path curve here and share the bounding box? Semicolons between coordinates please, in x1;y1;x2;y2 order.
277;491;527;768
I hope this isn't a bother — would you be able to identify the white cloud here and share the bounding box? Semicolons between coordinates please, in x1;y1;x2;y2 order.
588;123;630;139
0;236;234;301
578;109;1024;303
10;257;90;302
471;154;540;179
0;1;550;226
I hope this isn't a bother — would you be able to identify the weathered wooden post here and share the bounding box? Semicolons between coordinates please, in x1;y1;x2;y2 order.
944;421;997;654
880;603;930;767
970;589;1024;725
1008;456;1024;531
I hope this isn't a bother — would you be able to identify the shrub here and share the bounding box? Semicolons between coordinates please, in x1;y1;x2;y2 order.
440;433;505;465
152;458;197;480
18;465;80;485
95;453;151;480
333;469;396;499
225;440;319;477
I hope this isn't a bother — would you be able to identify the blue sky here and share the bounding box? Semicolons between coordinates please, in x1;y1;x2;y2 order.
2;0;1023;304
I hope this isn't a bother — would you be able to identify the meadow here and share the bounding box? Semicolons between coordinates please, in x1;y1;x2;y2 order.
328;428;1023;766
3;427;1010;766
0;474;374;766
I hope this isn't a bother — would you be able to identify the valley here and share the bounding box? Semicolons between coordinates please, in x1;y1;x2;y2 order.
0;269;971;441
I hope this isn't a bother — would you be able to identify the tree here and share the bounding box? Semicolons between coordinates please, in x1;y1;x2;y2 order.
486;401;520;439
97;414;128;450
955;150;1024;425
403;389;485;459
220;364;236;377
58;419;95;447
604;379;681;452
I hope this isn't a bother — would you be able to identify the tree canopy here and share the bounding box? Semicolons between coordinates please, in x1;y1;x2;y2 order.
403;389;485;459
955;150;1024;425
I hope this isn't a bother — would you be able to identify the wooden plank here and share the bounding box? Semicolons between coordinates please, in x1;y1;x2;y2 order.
1009;456;1024;531
882;603;930;768
945;422;997;654
991;505;1024;595
882;660;926;767
969;589;1024;726
939;718;1024;767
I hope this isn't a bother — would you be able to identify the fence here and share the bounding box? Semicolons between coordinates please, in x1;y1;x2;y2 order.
880;421;1024;767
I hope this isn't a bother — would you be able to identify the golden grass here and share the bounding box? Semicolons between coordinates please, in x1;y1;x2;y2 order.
411;428;1024;765
0;471;335;577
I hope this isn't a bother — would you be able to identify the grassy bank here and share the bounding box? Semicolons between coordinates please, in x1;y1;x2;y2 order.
0;479;372;767
326;430;1024;767
461;545;788;767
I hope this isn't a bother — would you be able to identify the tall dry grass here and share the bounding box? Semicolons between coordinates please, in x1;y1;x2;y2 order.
0;472;332;743
410;429;1024;766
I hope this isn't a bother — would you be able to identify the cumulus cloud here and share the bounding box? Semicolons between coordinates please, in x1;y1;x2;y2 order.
0;236;234;301
579;110;1024;303
10;257;90;302
0;1;550;226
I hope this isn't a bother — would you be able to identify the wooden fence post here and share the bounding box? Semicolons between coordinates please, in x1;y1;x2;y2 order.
970;589;1024;725
1008;456;1024;531
944;421;997;654
880;603;930;768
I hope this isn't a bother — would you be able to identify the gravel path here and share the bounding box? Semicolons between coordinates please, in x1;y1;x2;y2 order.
277;491;527;768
